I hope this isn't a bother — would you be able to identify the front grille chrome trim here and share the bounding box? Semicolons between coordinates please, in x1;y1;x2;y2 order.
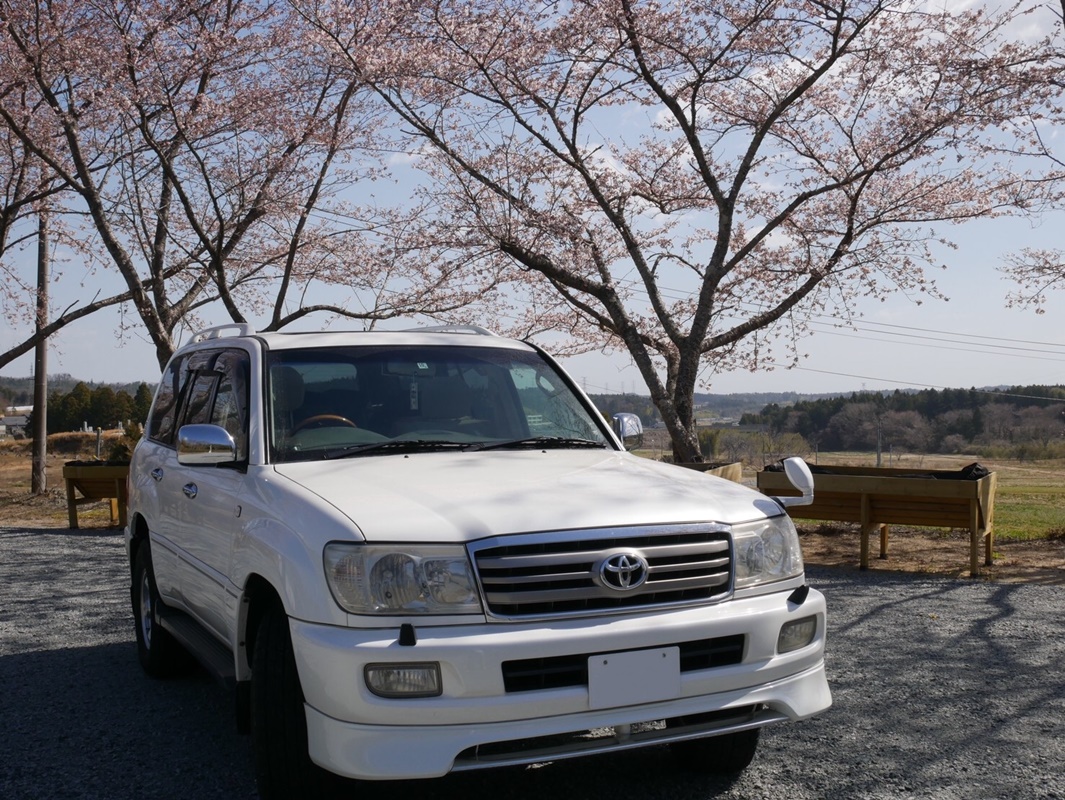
468;524;733;621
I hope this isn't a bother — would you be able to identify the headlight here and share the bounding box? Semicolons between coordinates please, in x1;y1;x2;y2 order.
324;543;483;615
732;516;804;590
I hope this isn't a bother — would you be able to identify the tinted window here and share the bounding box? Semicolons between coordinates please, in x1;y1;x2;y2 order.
211;351;250;460
267;345;611;462
147;356;187;446
147;348;250;457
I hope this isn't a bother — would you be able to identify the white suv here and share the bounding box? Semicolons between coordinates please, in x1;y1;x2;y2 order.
125;324;830;799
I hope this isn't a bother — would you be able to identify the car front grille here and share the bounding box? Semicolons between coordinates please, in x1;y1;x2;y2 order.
469;524;732;619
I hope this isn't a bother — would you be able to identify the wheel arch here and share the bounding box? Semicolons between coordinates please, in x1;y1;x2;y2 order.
238;574;285;682
127;513;150;574
235;573;285;735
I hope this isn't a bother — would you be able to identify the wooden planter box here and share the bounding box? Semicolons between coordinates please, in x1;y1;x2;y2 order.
757;463;997;576
675;461;744;483
62;461;130;529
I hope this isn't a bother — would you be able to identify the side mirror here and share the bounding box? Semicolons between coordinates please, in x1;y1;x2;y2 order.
777;456;815;507
611;413;643;450
177;424;238;466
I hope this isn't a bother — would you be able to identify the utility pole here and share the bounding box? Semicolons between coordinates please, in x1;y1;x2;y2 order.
31;208;49;495
875;415;883;468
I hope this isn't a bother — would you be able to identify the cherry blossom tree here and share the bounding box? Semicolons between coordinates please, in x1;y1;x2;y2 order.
301;0;1063;461
0;0;497;372
1003;247;1065;313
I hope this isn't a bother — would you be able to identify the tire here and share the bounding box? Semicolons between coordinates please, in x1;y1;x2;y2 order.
132;544;193;678
671;728;761;775
251;604;333;800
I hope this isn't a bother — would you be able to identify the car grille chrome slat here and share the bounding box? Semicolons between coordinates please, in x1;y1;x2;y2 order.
470;525;732;619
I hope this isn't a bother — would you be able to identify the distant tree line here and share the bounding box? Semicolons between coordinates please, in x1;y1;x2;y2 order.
1;374;79;410
36;382;154;435
740;385;1065;460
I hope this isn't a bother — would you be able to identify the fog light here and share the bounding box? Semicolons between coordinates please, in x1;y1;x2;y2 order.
364;663;442;698
778;616;817;654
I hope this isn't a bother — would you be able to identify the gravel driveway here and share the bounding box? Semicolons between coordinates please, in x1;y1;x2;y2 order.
2;525;1064;800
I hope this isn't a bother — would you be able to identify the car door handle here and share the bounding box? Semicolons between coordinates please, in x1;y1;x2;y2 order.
150;468;164;482
182;483;198;499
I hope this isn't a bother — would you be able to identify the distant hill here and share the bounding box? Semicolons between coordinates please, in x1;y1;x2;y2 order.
692;391;842;420
588;390;845;425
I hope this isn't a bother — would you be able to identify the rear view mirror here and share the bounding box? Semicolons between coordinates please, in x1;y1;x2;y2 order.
777;457;815;507
177;424;238;466
611;413;643;449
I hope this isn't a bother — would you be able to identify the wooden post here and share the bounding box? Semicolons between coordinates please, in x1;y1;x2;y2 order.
859;493;872;570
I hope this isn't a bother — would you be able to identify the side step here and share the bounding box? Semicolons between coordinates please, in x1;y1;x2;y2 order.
157;605;236;689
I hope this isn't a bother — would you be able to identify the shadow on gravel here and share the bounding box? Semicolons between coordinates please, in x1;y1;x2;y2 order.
0;639;743;800
797;567;1065;799
0;643;255;800
3;546;1063;800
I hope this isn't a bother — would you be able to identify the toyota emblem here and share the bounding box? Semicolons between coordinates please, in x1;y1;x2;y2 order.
597;551;649;591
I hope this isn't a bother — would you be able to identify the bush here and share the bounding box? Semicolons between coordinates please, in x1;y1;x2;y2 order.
697;428;719;459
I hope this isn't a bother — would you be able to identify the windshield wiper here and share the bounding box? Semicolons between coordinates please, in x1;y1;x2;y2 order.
470;436;608;452
320;440;471;460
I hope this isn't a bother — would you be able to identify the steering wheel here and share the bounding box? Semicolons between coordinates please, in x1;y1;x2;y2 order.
291;414;358;434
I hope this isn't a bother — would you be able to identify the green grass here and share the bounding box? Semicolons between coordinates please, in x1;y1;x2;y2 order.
995;486;1065;542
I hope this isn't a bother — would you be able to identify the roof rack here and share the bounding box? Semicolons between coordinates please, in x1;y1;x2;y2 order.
403;324;497;336
190;323;256;343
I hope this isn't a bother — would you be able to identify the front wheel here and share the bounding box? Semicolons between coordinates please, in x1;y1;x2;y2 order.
251;604;334;800
671;728;761;775
131;544;192;678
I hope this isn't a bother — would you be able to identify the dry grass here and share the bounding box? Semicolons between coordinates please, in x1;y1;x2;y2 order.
0;440;123;529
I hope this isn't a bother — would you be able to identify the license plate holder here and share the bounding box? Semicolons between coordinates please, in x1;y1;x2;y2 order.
587;647;681;710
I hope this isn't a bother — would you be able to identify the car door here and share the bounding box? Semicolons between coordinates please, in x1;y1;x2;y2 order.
164;349;250;641
138;353;190;605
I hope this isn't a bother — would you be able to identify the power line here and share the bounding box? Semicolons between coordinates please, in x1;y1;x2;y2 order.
827;317;1065;348
807;327;1065;362
764;362;1065;402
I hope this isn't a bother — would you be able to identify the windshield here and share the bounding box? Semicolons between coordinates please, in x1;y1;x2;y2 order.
266;344;612;463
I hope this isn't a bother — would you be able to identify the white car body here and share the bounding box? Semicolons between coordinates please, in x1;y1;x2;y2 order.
125;325;830;789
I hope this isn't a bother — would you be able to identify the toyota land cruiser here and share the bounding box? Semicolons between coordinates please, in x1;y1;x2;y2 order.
125;323;830;799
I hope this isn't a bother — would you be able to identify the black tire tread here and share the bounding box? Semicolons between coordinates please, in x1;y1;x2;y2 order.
251;604;333;799
132;544;193;678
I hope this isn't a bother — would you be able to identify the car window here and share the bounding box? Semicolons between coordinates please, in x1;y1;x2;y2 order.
147;355;188;447
148;348;250;457
180;349;250;462
267;345;611;462
211;351;250;460
184;372;220;426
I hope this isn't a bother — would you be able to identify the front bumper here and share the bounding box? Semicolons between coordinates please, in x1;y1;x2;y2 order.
291;586;832;780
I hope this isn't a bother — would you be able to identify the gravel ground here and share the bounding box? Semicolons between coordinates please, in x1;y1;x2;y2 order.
2;525;1064;800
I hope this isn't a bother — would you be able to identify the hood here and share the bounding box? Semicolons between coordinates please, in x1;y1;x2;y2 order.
273;450;785;542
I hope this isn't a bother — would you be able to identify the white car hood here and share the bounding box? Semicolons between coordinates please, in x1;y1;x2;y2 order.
273;450;784;542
